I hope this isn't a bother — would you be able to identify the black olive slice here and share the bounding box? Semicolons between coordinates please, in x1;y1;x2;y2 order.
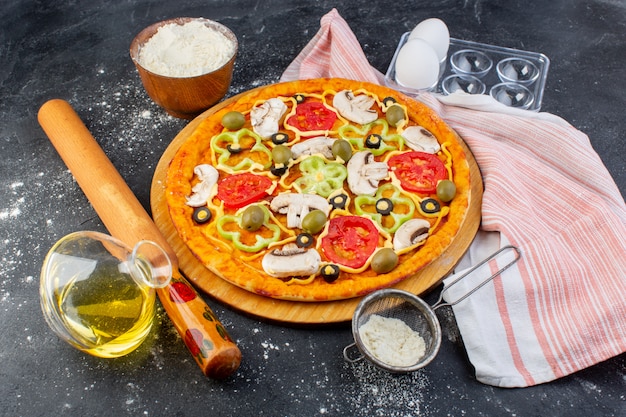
295;232;314;248
270;165;288;176
420;198;441;214
293;93;306;104
192;207;212;224
226;143;243;154
376;198;394;215
329;193;348;210
271;132;290;145
365;134;382;149
321;264;340;283
382;96;397;108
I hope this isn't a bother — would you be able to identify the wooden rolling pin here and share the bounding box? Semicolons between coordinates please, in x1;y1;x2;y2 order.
38;99;241;379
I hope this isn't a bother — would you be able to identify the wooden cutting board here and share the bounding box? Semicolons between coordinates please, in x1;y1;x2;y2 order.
150;88;483;325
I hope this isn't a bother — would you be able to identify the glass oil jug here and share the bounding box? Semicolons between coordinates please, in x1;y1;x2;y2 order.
40;231;172;358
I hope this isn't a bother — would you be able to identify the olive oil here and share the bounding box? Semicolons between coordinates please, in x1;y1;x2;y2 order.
46;253;155;358
41;232;171;358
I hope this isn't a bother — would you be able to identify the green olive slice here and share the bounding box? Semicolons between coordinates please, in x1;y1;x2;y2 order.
436;179;457;202
385;104;406;127
332;139;352;162
301;209;327;234
221;111;245;130
370;248;399;274
271;145;292;165
241;205;265;232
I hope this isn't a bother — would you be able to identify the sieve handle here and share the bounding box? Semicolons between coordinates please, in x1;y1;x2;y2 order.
343;342;365;364
433;245;521;309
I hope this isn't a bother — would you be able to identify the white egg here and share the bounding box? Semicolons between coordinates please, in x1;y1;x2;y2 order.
394;38;440;90
408;18;450;62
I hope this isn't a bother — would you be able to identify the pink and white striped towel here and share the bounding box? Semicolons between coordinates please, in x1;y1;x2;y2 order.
281;8;626;388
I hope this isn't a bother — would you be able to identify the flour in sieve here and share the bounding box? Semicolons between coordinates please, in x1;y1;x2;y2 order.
138;20;235;77
359;314;426;367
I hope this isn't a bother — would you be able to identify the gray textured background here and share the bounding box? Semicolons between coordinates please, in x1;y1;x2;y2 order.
1;1;624;416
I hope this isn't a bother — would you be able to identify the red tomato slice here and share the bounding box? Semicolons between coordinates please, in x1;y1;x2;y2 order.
216;173;272;209
321;216;379;269
388;151;447;194
286;101;337;132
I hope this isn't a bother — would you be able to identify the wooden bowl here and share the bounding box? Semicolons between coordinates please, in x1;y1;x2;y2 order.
129;17;238;119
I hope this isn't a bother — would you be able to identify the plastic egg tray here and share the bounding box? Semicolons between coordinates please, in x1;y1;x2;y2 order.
385;34;550;111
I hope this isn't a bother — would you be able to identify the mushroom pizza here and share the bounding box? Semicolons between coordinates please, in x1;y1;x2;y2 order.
165;78;471;301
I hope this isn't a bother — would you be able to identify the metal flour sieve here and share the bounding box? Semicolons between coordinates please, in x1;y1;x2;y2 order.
343;245;521;373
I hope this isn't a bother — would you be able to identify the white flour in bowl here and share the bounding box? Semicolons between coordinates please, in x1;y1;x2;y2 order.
358;314;426;367
138;20;235;77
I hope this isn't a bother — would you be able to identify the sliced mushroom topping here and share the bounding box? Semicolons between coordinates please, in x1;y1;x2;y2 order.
269;193;331;229
346;151;389;196
261;243;321;277
332;90;378;125
393;219;431;251
291;137;336;159
185;164;219;207
401;126;441;154
251;98;288;138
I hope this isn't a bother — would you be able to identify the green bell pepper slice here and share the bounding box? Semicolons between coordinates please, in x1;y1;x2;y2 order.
293;155;347;198
338;119;405;156
211;128;273;172
216;205;281;252
354;183;415;233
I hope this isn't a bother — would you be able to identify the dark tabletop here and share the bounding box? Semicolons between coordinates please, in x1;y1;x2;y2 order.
1;1;625;416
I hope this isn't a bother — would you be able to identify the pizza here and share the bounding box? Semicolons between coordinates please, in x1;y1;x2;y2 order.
165;78;470;301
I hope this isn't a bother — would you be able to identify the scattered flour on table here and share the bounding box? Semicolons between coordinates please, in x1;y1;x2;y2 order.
345;359;430;417
84;71;187;180
0;182;25;220
0;181;36;304
229;326;432;417
137;20;236;77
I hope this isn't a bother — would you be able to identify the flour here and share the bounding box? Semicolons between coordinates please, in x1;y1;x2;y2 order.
138;20;235;77
358;314;426;367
